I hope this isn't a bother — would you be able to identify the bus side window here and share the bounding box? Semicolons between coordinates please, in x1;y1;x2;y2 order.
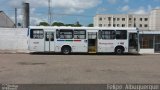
74;30;86;39
116;30;127;39
56;30;60;39
59;29;73;39
98;30;102;39
30;29;44;39
101;30;115;39
61;33;66;39
30;29;33;38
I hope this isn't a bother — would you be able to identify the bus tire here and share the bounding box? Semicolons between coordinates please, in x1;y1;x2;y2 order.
61;46;71;55
115;46;124;55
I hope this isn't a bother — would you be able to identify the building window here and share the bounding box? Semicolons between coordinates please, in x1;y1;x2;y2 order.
122;18;125;21
144;24;148;27
140;18;143;21
74;30;86;39
108;17;111;21
108;24;111;27
30;29;44;39
116;30;127;39
99;24;102;27
99;17;102;21
139;24;142;27
134;18;136;21
113;24;116;27
117;18;120;21
113;18;116;21
117;24;120;27
129;18;132;21
122;24;125;27
59;29;73;39
145;18;148;21
129;24;132;27
101;30;115;39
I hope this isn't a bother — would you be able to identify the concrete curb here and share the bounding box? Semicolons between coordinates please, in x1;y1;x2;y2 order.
0;50;29;54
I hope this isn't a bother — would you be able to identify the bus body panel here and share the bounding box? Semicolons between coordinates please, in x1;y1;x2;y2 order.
54;39;88;53
97;40;129;53
97;40;116;52
29;39;44;52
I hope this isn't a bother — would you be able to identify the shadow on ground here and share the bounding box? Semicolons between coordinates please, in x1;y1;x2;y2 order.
30;52;141;56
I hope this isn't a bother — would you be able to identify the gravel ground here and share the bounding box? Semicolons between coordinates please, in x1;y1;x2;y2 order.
0;54;160;84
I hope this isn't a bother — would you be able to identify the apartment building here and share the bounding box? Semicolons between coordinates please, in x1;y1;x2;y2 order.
94;9;160;31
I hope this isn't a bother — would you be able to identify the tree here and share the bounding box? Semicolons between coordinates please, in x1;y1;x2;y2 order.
52;22;65;26
74;21;82;27
63;21;82;27
39;22;49;26
88;23;93;27
65;24;74;27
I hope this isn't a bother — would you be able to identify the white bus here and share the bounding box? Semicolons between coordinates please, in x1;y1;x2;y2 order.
28;26;139;54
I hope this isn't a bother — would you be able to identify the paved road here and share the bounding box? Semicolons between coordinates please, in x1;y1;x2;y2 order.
0;54;160;84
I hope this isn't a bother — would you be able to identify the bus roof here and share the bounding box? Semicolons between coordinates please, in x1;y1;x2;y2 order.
29;26;138;31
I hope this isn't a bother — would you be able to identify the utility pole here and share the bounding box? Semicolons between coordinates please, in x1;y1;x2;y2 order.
23;2;30;28
15;8;17;28
48;0;52;26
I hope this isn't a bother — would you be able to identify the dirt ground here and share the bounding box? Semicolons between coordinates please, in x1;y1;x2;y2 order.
0;54;160;84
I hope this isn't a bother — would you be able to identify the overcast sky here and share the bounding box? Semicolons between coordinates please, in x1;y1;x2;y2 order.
0;0;160;26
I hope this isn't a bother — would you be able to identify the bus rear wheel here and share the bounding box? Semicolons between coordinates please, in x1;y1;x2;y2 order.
61;46;71;55
115;47;124;55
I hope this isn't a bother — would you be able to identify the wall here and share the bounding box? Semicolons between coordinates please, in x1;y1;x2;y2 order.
0;28;28;53
139;49;155;54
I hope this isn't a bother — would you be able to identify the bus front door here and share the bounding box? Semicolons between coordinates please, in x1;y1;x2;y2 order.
45;32;55;52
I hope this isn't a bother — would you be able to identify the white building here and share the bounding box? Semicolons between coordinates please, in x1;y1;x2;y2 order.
94;9;160;31
149;9;160;30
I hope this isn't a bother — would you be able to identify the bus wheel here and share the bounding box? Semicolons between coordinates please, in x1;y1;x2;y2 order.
62;46;71;55
115;47;124;55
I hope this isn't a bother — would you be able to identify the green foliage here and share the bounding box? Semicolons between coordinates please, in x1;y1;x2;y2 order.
74;21;82;27
38;21;83;27
88;23;93;27
65;24;74;26
39;22;49;26
52;22;65;26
